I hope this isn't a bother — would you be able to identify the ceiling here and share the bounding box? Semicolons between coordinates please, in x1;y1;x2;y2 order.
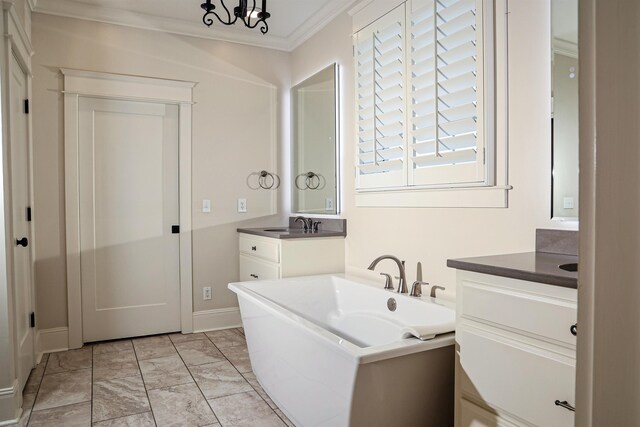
32;0;360;51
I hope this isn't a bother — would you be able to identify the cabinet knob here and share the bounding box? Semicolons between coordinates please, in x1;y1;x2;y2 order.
555;400;575;412
250;274;259;279
251;246;257;251
570;323;577;336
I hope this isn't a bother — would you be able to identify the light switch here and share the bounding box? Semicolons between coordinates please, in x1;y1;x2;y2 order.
202;199;211;213
563;197;575;209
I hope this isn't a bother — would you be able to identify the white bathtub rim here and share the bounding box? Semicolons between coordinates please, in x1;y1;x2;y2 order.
229;274;455;364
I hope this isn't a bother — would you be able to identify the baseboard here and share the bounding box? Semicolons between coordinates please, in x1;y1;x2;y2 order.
36;327;69;359
0;380;21;426
192;308;242;333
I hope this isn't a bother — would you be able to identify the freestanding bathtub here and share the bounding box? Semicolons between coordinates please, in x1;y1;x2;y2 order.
228;274;456;427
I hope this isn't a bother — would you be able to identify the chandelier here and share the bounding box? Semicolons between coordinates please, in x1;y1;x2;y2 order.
200;0;271;34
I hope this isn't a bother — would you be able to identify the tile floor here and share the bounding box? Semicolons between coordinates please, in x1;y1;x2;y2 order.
16;328;295;427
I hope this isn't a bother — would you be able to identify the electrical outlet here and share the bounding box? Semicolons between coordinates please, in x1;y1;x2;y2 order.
203;287;212;301
238;198;247;213
202;199;211;213
325;197;334;211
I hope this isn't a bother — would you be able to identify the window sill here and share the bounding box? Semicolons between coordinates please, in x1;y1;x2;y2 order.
354;185;513;208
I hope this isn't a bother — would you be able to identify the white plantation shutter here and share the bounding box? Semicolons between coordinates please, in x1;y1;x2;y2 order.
354;0;493;192
409;0;487;186
355;5;406;189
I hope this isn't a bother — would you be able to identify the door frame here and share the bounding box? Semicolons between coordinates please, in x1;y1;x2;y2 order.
62;69;196;349
0;1;35;418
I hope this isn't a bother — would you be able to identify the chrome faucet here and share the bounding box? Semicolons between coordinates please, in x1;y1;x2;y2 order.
294;216;313;231
368;255;407;293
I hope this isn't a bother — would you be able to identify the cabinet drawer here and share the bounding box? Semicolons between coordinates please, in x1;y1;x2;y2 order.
460;399;519;427
459;328;575;427
460;280;577;346
239;255;280;281
239;236;280;262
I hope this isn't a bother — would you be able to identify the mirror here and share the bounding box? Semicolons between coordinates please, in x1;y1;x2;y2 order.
551;0;579;220
291;63;339;215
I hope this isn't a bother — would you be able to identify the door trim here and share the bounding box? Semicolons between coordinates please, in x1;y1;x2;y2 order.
63;69;196;349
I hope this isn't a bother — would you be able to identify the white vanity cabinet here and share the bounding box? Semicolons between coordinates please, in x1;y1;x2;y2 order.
239;233;345;281
454;271;577;427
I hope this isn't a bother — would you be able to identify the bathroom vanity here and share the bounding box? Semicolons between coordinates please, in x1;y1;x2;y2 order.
448;232;578;427
237;218;346;281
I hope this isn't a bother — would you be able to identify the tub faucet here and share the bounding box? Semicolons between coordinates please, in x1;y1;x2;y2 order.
367;255;408;293
294;216;312;231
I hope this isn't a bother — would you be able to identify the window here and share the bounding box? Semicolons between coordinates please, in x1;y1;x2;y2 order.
355;0;496;193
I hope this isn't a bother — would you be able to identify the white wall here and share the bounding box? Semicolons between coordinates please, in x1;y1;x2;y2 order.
31;13;291;329
291;1;572;296
577;0;640;424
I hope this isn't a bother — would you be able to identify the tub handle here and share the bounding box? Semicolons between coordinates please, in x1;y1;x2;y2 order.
250;274;259;279
380;273;394;290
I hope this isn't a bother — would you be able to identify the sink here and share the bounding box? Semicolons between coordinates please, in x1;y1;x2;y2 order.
263;228;289;232
558;263;578;272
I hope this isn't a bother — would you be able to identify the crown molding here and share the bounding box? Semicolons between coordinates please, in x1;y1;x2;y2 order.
553;38;578;59
287;0;359;50
33;0;291;51
33;0;355;52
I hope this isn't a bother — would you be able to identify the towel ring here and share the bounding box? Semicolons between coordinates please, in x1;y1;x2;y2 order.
295;172;325;190
247;170;280;190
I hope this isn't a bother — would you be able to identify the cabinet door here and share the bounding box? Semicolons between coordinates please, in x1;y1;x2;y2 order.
239;254;280;281
459;327;575;426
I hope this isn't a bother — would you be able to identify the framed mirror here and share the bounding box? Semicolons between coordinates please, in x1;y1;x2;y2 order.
291;63;339;215
551;0;579;220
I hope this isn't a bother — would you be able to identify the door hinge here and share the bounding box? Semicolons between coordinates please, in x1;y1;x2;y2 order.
26;207;32;222
171;225;180;234
24;99;29;114
30;312;35;328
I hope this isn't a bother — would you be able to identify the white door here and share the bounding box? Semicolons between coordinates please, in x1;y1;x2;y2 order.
10;53;35;391
78;97;181;342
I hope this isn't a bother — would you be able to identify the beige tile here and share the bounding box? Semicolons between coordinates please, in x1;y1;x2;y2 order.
132;335;176;361
39;353;50;364
33;369;92;411
242;372;277;409
28;401;91;427
208;391;285;427
92;411;155;426
93;349;140;382
275;409;295;427
205;329;246;349
148;383;217;427
23;364;45;395
219;344;252;373
236;327;245;336
189;360;253;399
45;347;92;375
174;339;225;366
139;354;192;390
93;339;133;355
92;375;150;422
168;332;207;344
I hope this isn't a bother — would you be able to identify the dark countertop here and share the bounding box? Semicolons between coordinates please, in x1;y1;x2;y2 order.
237;227;346;240
447;252;578;289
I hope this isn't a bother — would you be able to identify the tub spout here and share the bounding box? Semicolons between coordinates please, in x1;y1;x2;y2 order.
368;255;408;293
